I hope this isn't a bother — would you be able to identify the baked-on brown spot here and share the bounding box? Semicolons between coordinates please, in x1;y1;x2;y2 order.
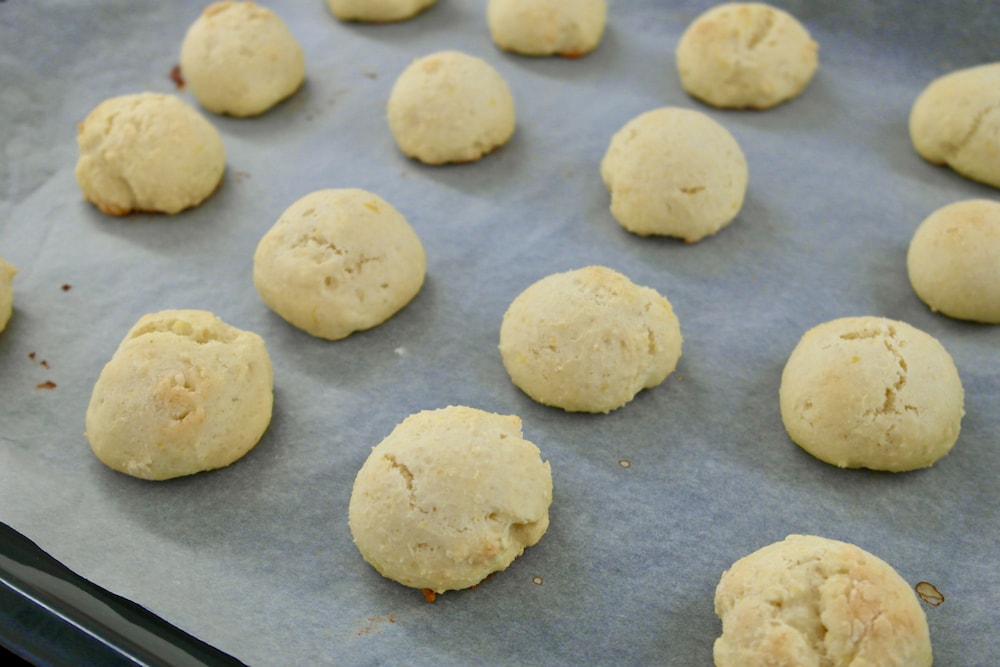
421;588;437;603
61;283;72;291
36;380;57;390
915;581;945;606
170;65;186;89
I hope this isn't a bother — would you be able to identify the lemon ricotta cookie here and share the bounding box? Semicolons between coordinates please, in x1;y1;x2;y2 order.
387;50;516;165
85;310;274;481
779;316;964;472
325;0;435;22
349;406;553;595
0;258;15;333
499;266;682;413
676;2;819;110
180;1;306;118
253;188;426;341
487;0;608;58
601;107;748;242
907;199;1000;323
910;62;1000;188
714;535;933;667
75;92;226;215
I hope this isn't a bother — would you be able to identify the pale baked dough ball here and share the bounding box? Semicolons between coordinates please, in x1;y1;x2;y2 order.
676;2;818;110
907;199;1000;323
179;1;305;118
779;316;964;472
499;266;682;413
910;62;1000;188
0;258;15;333
487;0;607;58
74;92;226;215
387;51;516;165
85;310;274;481
601;107;748;242
714;535;932;667
349;406;553;594
325;0;435;22
253;188;426;341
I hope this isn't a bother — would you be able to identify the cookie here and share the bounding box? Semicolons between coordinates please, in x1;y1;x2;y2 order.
0;258;15;333
907;199;1000;323
910;63;1000;189
253;188;426;341
85;310;274;481
779;316;964;472
487;0;608;58
387;51;516;165
74;92;226;215
715;535;932;667
179;1;306;118
499;266;682;413
600;107;748;242
676;2;819;110
349;406;552;595
325;0;435;23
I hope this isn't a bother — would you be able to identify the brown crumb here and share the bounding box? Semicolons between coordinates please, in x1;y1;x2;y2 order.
28;352;35;360
421;588;437;603
36;380;57;390
915;581;945;606
169;65;185;89
61;284;72;291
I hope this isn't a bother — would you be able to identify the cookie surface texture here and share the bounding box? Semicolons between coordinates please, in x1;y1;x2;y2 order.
180;1;306;118
907;199;1000;323
325;0;435;22
601;107;748;242
779;316;964;472
85;310;274;481
499;266;682;413
487;0;608;57
676;2;818;110
387;50;516;165
74;92;226;215
349;406;553;594
0;258;16;333
714;534;933;667
253;188;426;341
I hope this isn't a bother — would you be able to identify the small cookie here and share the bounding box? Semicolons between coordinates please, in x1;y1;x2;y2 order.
85;310;274;481
910;62;1000;189
180;1;306;118
349;406;552;594
325;0;435;23
715;535;933;667
387;51;516;165
499;266;682;413
487;0;608;58
253;188;426;341
75;92;226;215
779;316;964;472
907;199;1000;323
0;258;16;333
676;2;818;110
601;107;748;242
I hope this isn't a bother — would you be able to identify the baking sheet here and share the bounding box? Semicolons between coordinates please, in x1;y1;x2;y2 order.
1;0;998;664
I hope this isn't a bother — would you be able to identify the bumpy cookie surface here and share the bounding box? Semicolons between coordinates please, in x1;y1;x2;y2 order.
349;406;552;594
487;0;607;57
85;310;274;480
387;51;516;165
499;266;682;413
779;316;964;471
74;93;226;215
180;1;305;118
325;0;435;22
253;188;426;340
0;258;16;333
601;107;748;242
715;535;933;667
676;2;818;110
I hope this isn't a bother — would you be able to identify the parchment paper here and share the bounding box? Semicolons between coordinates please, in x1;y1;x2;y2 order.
1;1;998;665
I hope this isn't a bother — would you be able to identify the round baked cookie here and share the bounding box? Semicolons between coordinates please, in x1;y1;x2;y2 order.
487;0;608;58
325;0;435;22
253;188;426;341
600;107;748;242
907;199;1000;323
676;2;819;110
0;258;15;333
499;266;683;413
74;92;226;215
85;310;274;481
180;1;305;118
349;406;553;595
779;316;964;472
910;63;1000;188
714;535;932;667
387;51;516;165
